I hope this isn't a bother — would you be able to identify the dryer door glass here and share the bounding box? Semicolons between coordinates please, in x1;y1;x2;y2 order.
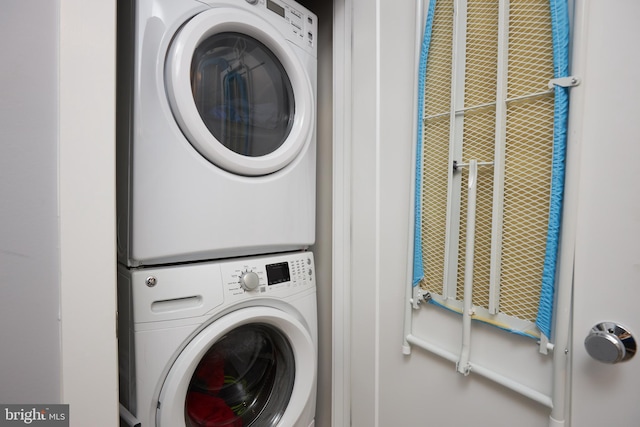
185;323;295;426
191;32;295;158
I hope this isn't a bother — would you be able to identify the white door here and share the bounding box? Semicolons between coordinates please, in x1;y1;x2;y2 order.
165;8;314;176
570;0;640;424
342;0;640;425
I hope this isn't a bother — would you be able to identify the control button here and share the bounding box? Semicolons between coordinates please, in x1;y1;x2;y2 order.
239;271;260;291
245;0;259;4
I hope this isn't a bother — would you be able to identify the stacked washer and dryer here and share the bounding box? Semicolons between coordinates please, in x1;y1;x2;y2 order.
116;1;318;426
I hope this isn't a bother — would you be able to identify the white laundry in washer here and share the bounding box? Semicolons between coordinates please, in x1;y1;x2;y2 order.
118;251;317;427
117;0;318;267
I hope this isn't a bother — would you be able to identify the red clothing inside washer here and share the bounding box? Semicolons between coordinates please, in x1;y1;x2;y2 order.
186;354;242;427
186;391;242;427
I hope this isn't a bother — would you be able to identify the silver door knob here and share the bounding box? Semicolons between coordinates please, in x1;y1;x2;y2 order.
584;322;636;364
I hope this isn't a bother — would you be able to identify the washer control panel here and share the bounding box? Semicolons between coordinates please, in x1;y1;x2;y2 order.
221;252;315;301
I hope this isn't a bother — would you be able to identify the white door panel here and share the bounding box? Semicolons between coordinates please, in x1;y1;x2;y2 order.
571;0;640;425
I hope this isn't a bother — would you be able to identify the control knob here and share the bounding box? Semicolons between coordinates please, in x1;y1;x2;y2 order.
239;271;260;291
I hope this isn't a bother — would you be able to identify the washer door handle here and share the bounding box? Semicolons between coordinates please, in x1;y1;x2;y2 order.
584;322;637;364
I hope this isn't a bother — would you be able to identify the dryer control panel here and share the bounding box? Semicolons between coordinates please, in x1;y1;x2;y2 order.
246;0;317;53
221;252;315;301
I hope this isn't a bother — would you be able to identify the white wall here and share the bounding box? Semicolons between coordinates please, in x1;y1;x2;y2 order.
59;1;119;425
347;0;550;425
0;0;62;404
348;0;378;423
0;1;118;424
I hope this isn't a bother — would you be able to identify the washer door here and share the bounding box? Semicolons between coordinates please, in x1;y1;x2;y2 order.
166;8;314;176
157;307;315;427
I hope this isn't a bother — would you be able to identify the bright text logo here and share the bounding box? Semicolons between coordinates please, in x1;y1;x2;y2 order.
0;405;68;427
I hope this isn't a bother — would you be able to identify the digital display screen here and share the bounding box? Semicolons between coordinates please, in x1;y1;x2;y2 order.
266;0;286;18
266;262;290;285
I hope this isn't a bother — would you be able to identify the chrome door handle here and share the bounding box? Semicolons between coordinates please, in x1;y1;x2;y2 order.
584;322;636;364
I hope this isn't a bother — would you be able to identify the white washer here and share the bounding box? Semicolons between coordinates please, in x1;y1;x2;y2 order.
117;0;318;267
118;251;317;427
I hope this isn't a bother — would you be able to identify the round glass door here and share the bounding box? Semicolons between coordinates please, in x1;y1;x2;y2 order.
156;307;316;427
192;32;295;158
166;8;314;176
185;324;295;427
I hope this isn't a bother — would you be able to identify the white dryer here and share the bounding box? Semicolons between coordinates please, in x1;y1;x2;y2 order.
118;251;317;427
117;0;318;267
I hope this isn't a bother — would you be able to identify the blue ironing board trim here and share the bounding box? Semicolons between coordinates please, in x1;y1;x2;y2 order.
414;0;570;341
413;0;438;287
535;0;570;339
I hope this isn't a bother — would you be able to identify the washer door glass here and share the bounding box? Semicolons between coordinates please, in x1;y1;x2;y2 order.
192;32;295;158
156;306;315;427
185;323;295;427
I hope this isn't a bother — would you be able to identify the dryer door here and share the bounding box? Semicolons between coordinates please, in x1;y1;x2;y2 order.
157;306;316;427
166;8;314;176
